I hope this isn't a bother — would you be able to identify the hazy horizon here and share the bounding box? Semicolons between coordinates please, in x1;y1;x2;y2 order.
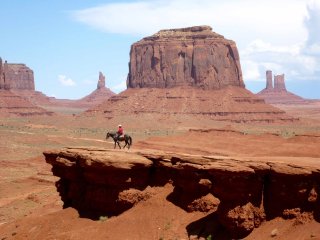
1;0;319;99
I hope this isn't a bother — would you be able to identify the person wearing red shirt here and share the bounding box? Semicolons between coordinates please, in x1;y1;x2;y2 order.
116;124;124;140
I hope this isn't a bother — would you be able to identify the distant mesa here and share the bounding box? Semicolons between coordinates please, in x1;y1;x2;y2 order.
257;70;306;104
0;57;54;116
127;25;245;90
0;57;35;90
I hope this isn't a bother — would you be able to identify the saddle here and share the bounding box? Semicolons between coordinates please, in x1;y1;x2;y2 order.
118;135;125;141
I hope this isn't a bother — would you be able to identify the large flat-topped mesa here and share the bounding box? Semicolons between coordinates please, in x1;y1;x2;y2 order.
127;26;245;89
0;58;35;90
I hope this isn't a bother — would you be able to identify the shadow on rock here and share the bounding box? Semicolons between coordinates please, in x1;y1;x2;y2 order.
186;212;231;240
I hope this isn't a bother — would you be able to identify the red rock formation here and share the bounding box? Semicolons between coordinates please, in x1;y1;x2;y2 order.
86;29;297;123
266;70;273;89
0;58;35;90
258;71;306;104
274;74;286;91
44;147;320;238
12;72;115;113
0;58;4;89
75;71;115;108
97;71;105;89
127;26;245;90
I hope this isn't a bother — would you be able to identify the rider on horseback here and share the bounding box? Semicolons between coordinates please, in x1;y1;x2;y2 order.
116;124;124;141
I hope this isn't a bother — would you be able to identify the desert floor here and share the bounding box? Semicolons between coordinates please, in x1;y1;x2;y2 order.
0;102;320;239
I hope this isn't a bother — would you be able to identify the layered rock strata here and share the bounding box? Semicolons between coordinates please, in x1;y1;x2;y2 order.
127;26;245;90
0;90;53;116
0;58;35;90
44;147;320;239
87;87;298;123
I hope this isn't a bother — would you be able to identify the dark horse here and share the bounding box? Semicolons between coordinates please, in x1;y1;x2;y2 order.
106;131;132;149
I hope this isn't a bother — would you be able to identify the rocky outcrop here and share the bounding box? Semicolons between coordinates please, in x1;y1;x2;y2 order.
44;147;320;239
0;58;35;90
86;28;297;123
257;70;306;104
274;74;286;91
76;71;115;107
266;70;273;89
0;58;53;116
97;72;105;89
127;26;245;90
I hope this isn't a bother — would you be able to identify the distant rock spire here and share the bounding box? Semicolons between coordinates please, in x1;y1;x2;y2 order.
274;74;286;91
97;71;106;89
266;70;273;89
0;57;3;89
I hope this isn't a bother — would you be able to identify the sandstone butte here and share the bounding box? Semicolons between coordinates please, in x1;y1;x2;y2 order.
86;26;298;123
257;70;307;104
43;147;320;239
127;25;245;90
0;57;35;90
0;58;53;116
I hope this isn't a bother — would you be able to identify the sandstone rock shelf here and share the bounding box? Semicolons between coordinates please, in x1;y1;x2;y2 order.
44;147;320;238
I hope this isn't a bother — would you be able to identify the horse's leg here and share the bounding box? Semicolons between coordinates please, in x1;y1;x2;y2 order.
128;137;132;149
123;139;127;149
117;141;121;149
114;140;116;149
125;138;130;149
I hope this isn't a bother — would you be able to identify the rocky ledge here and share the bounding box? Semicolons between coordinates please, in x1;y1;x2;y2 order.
44;147;320;238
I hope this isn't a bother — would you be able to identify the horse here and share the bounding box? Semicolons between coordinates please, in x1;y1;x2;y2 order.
106;131;132;149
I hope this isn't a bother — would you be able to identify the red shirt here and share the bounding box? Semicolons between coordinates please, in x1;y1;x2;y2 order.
117;127;123;135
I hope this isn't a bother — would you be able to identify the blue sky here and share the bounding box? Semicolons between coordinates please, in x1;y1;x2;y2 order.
1;0;319;99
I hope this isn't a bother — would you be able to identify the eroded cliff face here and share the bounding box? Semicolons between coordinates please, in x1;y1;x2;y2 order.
0;58;35;90
127;26;245;90
44;147;320;239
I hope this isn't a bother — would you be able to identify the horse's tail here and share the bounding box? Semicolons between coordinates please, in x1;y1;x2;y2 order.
129;136;132;146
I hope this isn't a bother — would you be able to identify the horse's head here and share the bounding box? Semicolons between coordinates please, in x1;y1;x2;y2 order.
106;132;110;140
